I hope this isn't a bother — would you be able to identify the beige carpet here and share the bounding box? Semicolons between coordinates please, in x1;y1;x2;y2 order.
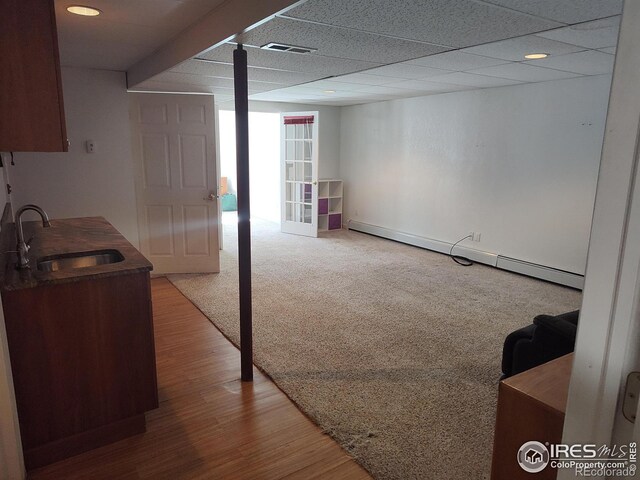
168;214;581;479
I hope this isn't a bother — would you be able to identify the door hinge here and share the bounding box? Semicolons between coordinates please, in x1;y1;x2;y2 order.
622;372;640;422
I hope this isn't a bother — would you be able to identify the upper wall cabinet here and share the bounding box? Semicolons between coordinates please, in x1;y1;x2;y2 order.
0;0;67;152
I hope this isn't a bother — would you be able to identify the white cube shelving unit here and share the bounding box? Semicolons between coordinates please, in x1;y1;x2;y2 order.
318;179;343;231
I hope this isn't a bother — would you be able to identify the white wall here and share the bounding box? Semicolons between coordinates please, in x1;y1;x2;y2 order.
340;75;612;275
10;67;139;246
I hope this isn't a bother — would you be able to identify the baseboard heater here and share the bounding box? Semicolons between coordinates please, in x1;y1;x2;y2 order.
347;220;584;290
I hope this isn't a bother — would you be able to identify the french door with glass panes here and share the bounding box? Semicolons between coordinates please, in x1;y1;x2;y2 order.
280;112;319;237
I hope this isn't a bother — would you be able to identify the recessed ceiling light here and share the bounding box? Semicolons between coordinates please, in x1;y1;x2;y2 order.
323;90;336;94
67;5;101;16
524;53;549;60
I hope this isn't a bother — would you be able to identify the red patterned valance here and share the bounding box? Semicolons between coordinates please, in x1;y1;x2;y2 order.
284;115;314;125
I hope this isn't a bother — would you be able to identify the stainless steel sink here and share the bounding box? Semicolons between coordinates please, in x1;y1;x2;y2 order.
37;250;124;272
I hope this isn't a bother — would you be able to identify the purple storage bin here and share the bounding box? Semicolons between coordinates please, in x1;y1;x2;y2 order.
318;198;329;215
328;214;342;230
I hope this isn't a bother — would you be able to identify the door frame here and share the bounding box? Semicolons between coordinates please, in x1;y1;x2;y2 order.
560;0;640;467
0;154;24;479
214;104;223;250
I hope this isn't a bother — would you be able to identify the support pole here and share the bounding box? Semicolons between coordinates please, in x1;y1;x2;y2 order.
233;44;253;382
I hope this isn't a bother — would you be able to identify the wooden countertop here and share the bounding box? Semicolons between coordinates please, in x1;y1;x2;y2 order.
501;353;573;414
0;216;152;291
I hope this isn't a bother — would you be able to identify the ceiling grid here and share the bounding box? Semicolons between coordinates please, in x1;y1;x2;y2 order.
55;0;622;105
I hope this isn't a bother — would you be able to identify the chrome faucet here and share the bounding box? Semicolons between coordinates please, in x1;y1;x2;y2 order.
15;205;51;269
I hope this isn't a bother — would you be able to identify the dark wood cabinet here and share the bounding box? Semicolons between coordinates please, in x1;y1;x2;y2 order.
2;272;158;469
0;0;67;152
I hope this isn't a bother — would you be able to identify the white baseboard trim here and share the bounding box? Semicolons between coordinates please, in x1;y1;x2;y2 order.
496;256;584;289
347;220;498;266
346;220;584;289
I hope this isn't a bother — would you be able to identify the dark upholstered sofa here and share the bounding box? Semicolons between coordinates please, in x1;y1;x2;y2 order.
501;310;580;379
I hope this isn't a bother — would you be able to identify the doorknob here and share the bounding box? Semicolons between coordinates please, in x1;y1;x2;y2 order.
204;193;218;201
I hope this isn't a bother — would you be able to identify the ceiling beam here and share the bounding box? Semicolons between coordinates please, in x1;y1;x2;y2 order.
126;0;306;88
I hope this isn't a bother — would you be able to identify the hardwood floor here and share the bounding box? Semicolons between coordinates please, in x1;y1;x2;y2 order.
28;277;371;479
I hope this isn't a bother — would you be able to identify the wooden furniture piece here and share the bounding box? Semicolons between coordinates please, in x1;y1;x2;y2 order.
1;216;157;470
491;353;573;480
0;0;67;152
318;179;343;231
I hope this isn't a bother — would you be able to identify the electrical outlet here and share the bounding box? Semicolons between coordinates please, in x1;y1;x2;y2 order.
469;231;475;240
475;233;481;242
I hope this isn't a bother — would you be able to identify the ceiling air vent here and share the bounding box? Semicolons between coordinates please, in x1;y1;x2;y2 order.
261;43;316;54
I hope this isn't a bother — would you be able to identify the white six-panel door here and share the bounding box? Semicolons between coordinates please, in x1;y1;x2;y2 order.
130;93;220;274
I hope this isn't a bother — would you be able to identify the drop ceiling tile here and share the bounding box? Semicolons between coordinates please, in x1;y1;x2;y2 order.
272;85;332;95
249;91;327;102
462;35;585;61
319;92;373;100
354;85;426;95
282;0;561;48
170;60;320;85
311;100;359;106
198;43;382;77
528;50;614;75
333;73;398;86
385;79;470;93
248;92;288;101
535;16;620;49
468;62;581;82
293;80;351;91
480;0;622;24
407;51;510;71
363;63;451;79
237;17;447;64
342;92;399;100
294;79;385;93
599;46;617;54
272;91;330;100
355;95;403;102
427;72;523;87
